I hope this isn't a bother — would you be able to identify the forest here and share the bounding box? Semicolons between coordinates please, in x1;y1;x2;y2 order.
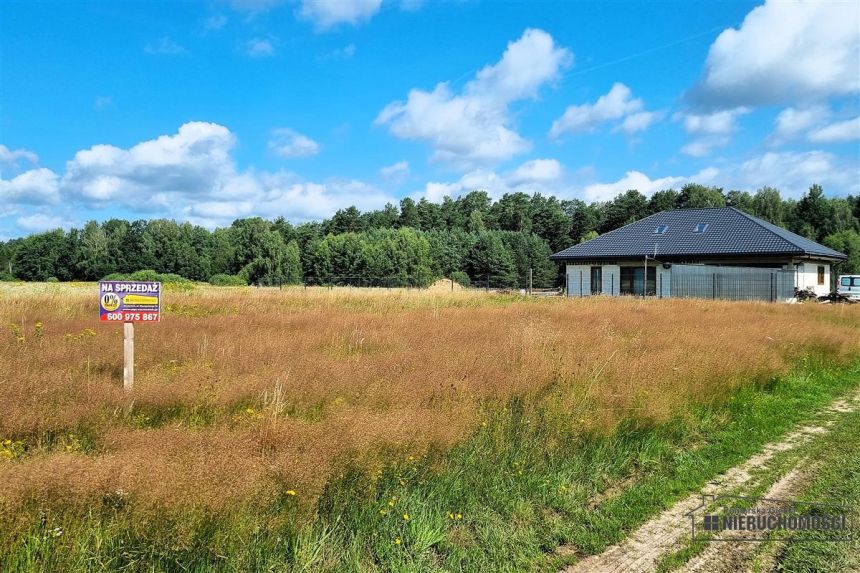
2;183;859;288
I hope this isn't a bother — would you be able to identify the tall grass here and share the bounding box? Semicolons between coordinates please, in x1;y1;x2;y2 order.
1;283;859;568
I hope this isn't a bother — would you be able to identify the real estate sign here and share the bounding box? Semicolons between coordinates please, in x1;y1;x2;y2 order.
99;281;161;322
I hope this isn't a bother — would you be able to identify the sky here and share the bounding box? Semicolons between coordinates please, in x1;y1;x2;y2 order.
1;0;859;239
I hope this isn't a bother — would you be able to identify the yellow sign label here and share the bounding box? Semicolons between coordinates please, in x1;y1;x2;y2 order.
101;293;120;312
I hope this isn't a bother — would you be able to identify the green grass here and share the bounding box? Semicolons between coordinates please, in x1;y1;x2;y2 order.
771;406;860;572
3;357;860;573
653;376;860;573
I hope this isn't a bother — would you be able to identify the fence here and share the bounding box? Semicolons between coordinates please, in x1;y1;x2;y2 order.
563;264;798;302
669;264;795;302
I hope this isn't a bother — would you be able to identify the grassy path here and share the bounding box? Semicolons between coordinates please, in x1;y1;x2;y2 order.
560;385;860;573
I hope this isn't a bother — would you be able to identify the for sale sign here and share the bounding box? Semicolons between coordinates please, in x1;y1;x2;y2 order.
99;281;161;322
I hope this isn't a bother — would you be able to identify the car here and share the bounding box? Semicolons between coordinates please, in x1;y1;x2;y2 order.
836;275;860;301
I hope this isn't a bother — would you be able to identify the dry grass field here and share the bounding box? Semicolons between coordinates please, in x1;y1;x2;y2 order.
2;283;860;571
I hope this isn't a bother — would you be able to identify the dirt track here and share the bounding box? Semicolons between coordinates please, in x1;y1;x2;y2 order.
559;387;860;573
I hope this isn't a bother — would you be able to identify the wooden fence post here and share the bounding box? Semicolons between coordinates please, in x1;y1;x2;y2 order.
123;322;134;392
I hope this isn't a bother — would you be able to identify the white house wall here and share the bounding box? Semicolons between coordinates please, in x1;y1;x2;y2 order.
794;262;831;296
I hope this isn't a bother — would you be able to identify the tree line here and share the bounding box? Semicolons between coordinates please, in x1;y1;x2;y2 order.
2;183;859;288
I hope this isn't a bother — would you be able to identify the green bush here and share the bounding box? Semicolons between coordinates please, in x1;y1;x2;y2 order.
45;276;59;283
128;270;161;281
101;270;194;287
450;271;471;287
0;272;16;282
208;274;248;286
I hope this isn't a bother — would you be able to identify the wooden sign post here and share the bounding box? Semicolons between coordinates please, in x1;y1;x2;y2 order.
99;280;161;392
123;322;135;391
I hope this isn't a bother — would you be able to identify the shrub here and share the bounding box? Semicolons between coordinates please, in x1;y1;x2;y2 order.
45;276;59;283
100;270;195;290
209;274;247;287
0;272;16;282
450;271;471;287
128;270;161;282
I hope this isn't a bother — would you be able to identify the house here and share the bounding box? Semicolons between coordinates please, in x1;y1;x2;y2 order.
550;207;846;302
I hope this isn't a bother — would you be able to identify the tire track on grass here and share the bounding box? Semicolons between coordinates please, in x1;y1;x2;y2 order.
559;386;860;573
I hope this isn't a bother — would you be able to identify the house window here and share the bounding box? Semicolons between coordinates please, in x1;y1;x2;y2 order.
692;223;709;233
818;266;825;285
654;225;668;235
591;266;602;294
620;266;656;296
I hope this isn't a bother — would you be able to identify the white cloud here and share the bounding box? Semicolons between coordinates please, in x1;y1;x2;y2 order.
298;0;382;30
680;140;721;158
680;108;747;136
769;107;859;145
677;108;748;157
509;159;562;185
144;37;187;55
255;175;395;222
615;111;663;135
578;150;858;203
244;37;275;57
770;105;830;144
16;213;73;233
377;28;571;168
583;171;690;202
692;0;860;107
550;83;655;137
379;161;410;183
0;145;39;169
587;148;860;202
808;116;860;144
0;168;60;205
6;122;398;232
268;128;320;158
419;158;568;203
61;122;237;206
733;150;858;197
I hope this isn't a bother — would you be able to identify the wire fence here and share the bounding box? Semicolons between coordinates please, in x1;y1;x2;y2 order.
564;264;799;302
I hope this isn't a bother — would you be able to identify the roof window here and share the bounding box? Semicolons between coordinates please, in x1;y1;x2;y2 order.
654;225;668;235
692;222;709;234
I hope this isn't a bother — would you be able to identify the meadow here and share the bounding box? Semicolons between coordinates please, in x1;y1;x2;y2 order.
1;283;860;572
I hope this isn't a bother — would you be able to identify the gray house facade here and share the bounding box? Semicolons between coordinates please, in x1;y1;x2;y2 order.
550;207;846;302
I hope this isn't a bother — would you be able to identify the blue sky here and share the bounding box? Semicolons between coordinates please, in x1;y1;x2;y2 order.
1;0;858;239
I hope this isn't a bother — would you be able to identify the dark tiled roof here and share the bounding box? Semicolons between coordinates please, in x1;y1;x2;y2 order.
550;207;846;261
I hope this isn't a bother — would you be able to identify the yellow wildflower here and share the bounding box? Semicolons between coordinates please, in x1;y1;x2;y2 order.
286;490;297;496
402;512;410;521
394;538;401;545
